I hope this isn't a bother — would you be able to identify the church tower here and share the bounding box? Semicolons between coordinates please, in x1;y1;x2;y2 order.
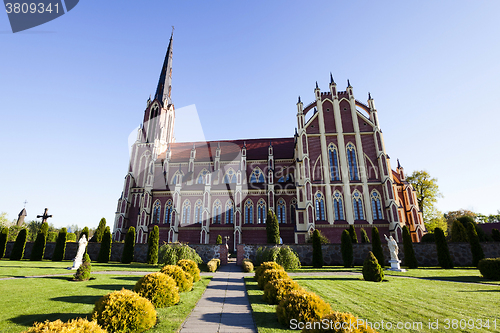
113;33;175;242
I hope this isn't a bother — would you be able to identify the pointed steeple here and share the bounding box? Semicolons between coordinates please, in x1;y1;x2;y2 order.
347;79;351;87
154;30;174;106
315;81;319;89
397;158;401;169
298;96;301;104
368;92;372;100
330;72;334;84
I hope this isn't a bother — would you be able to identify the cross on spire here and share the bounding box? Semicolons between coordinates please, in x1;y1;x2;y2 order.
37;208;53;224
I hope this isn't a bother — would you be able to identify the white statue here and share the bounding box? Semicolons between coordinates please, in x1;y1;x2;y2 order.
69;235;88;270
384;234;399;261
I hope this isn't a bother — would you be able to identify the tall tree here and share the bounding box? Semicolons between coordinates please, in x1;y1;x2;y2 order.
0;227;8;258
341;230;353;268
348;225;358;244
444;209;475;231
10;229;27;260
312;229;323;268
52;228;67;261
93;218;107;242
371;227;385;267
30;222;49;261
0;212;10;228
121;227;136;264
266;210;280;244
466;222;484;267
402;226;418;268
425;206;448;234
97;226;112;263
407;170;442;222
147;225;159;265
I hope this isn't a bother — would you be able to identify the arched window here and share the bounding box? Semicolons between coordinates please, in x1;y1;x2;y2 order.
257;199;266;224
328;143;340;181
290;199;297;224
352;191;364;220
333;191;344;221
371;191;383;220
315;192;325;220
346;143;359;181
249;168;265;183
277;198;286;224
245;200;253;224
171;171;183;185
225;200;234;224
224;168;237;183
152;201;161;224
212;200;222;224
194;200;203;223
164;200;173;224
182;200;191;224
197;169;209;184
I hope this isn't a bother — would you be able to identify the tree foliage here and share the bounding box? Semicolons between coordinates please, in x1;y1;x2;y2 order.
444;209;475;231
90;218;107;242
360;228;370;243
79;227;89;241
0;212;10;229
425;206;448;234
30;222;49;261
434;227;453;269
402;226;418;268
121;227;135;264
266;210;280;244
362;251;384;282
311;229;323;268
407;170;442;222
52;227;67;261
371;227;385;267
341;229;353;268
10;228;27;260
0;227;8;259
450;220;468;242
216;234;222;245
466;222;484;267
97;227;112;263
147;225;159;265
348;225;358;244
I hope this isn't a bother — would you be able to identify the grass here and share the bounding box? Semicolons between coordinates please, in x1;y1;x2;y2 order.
383;267;500;285
0;260;160;278
0;263;211;333
288;266;362;273
246;273;500;333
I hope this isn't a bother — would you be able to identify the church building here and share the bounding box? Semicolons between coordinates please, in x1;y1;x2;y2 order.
113;34;426;250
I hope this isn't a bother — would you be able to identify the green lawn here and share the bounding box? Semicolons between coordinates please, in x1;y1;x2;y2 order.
0;263;211;333
0;260;160;278
383;267;500;285
289;266;362;273
246;274;500;333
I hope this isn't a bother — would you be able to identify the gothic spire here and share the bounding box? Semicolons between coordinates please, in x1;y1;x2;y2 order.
154;30;174;107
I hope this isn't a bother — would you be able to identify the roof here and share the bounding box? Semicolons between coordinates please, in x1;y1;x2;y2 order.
161;137;295;163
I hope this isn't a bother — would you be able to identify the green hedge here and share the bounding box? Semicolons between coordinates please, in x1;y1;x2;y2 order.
371;227;385;267
478;258;500;280
97;227;112;263
266;210;280;244
450;220;468;242
402;226;418;268
30;222;49;261
121;227;135;264
312;229;323;268
467;222;484;267
10;229;27;260
0;227;8;259
360;228;370;243
341;229;353;268
147;225;159;265
434;227;453;269
52;228;67;261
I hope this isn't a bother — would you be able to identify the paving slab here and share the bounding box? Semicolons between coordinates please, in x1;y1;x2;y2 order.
179;259;257;333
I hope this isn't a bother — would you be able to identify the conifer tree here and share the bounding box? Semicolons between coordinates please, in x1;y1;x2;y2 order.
79;227;89;241
341;229;353;268
434;227;453;269
10;228;27;260
312;229;323;268
360;228;370;243
121;227;135;264
0;227;9;259
30;222;49;261
402;226;418;268
97;227;112;263
492;229;500;242
466;222;484;267
371;227;385;267
94;218;107;242
362;251;384;282
147;225;159;265
52;227;67;261
348;225;358;243
266;210;280;244
450;220;468;242
216;235;222;245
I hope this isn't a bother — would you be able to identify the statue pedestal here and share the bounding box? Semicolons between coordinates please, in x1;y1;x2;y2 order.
387;259;406;272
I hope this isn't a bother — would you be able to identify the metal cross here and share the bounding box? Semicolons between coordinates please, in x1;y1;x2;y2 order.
37;208;53;223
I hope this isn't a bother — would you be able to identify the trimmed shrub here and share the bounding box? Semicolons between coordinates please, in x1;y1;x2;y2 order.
466;222;484;267
158;243;202;266
302;311;378;333
121;226;136;264
216;234;222;244
207;259;218;272
263;278;300;305
134;272;179;307
420;233;435;243
459;216;487;242
254;261;284;282
434;227;453;269
79;227;89;241
341;230;353;268
213;258;221;267
178;259;201;282
307;229;330;244
92;288;156;333
255;246;280;266
371;227;385;267
147;225;159;265
478;258;500;280
30;222;49;261
348;225;358;244
266;209;280;244
258;268;289;290
47;231;57;243
276;289;331;326
402;226;418;269
360;228;370;243
95;218;107;242
0;227;8;259
74;253;91;281
97;227;112;263
10;228;27;260
160;265;193;292
492;229;500;242
52;228;67;261
312;229;323;268
450;220;468;242
67;232;77;242
276;246;301;270
242;259;254;272
22;318;106;333
362;251;384;282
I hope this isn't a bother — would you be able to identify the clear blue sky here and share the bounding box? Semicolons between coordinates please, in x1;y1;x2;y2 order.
1;1;499;229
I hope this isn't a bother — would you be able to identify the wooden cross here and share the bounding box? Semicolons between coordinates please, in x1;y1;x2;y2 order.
37;208;53;223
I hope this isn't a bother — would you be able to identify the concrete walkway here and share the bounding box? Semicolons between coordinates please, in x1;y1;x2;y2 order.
180;259;257;333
